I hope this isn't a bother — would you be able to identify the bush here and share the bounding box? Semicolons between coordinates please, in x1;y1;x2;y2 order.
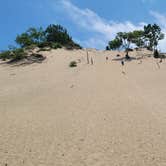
0;51;12;61
38;42;62;50
16;27;45;48
45;24;72;45
45;24;82;49
10;48;27;62
24;44;37;50
69;61;77;67
0;48;27;62
51;43;62;49
37;42;50;48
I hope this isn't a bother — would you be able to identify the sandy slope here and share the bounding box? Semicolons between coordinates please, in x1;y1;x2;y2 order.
0;49;166;166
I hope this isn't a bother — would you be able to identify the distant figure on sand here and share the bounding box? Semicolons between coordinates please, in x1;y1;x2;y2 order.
106;57;108;61
121;60;126;74
121;60;124;66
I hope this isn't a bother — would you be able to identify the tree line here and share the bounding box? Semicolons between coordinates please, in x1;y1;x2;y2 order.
0;24;81;61
106;24;165;59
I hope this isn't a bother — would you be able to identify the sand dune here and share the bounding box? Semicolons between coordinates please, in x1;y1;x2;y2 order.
0;49;166;166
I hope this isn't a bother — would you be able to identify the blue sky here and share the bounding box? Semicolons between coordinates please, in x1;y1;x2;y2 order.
1;0;166;51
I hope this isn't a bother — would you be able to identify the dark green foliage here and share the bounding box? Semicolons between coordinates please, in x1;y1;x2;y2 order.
131;30;144;48
15;24;81;50
0;48;27;62
69;61;77;67
0;51;12;61
24;44;37;50
107;24;164;59
144;24;164;51
16;33;33;47
16;27;45;48
108;38;122;50
38;42;62;50
1;24;82;64
11;48;27;61
51;43;62;49
45;24;71;45
115;32;135;58
116;32;135;50
45;24;81;49
37;41;50;48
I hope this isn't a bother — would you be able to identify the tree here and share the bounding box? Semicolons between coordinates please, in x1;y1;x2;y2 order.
116;32;135;59
131;30;144;48
16;33;33;47
144;24;164;51
27;27;45;44
108;37;122;50
44;24;81;49
45;24;72;45
16;27;45;48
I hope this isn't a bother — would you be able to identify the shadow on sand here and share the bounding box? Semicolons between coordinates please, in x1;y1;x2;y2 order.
1;54;46;67
112;56;137;62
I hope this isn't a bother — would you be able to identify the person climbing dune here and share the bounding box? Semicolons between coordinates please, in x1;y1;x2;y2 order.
121;60;124;66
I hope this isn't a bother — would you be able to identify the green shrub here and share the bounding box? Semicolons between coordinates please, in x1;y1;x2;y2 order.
0;48;27;62
11;48;27;61
69;61;77;67
16;27;45;48
45;24;82;49
45;24;72;45
51;43;62;49
37;42;50;48
0;51;12;61
24;44;37;50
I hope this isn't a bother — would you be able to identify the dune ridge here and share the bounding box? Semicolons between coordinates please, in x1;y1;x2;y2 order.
0;49;166;166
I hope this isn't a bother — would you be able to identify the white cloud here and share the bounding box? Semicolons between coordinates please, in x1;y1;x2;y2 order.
59;0;144;49
57;0;166;51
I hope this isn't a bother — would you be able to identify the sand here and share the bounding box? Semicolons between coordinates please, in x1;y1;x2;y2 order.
0;48;166;166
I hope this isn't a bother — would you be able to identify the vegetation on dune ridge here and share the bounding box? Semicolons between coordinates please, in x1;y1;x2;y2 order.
106;24;165;59
0;24;82;62
0;23;165;63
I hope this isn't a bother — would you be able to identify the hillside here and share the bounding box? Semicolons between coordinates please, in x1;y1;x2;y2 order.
0;49;166;166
